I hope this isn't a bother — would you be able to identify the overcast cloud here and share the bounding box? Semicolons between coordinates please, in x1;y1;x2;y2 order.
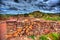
0;0;60;14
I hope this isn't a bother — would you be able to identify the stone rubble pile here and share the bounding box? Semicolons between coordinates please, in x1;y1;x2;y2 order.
5;18;60;39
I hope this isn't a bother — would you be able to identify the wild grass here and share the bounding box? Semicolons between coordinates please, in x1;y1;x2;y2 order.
28;32;60;40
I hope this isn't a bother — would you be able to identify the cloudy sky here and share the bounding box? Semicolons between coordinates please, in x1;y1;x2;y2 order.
0;0;60;14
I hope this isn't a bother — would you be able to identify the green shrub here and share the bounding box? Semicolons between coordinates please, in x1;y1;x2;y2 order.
28;35;35;40
39;35;49;40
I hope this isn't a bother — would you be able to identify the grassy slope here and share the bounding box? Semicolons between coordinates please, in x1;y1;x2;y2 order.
0;11;60;21
29;11;60;21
